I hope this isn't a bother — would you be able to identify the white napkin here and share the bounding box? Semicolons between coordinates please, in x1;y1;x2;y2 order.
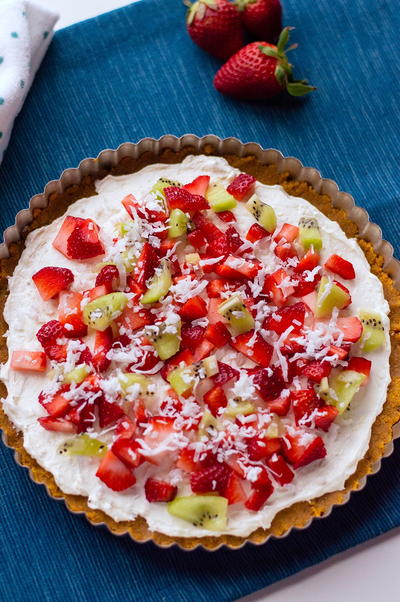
0;0;58;163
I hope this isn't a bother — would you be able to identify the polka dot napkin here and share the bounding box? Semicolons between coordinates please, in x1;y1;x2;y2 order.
0;1;58;163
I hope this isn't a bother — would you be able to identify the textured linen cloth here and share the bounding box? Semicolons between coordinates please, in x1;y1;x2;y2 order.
0;1;399;601
0;0;58;162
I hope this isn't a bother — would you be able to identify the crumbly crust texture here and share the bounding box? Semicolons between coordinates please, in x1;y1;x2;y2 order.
1;145;399;550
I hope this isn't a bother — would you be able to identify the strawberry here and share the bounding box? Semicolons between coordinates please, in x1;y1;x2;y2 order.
122;193;167;223
314;405;338;432
39;387;70;417
135;242;159;289
235;0;282;41
216;255;260;280
84;284;110;302
347;356;372;379
95;264;120;290
190;462;231;494
116;304;153;333
176;447;198;472
217;211;236;223
145;478;177;502
164;187;208;212
192;212;223;242
245;482;273;511
188;229;207;250
252;366;285;402
181;324;205;352
192;339;215;362
96;450;136;491
112;438;143;469
160;349;193;381
327;344;349;361
179;295;208;321
11;350;47;372
32;266;74;301
274;242;298;262
266;454;294;486
300;360;332;383
267;395;290;416
58;291;87;338
282;430;327;469
205;321;231;347
335;316;363;343
207;228;243;257
227;173;256;201
290;389;320;427
183;175;210;196
214;28;315;100
274;223;299;243
53;216;105;260
186;0;244;60
213;361;239;385
246;223;268;243
38;416;77;434
230;331;273;367
292;270;321;297
204;385;228;416
140;416;176;463
264;301;306;335
223;472;246;504
206;278;242;298
92;327;113;373
115;416;137;439
263;268;294;305
295;250;320;273
325;254;356;280
36;320;67;361
247;436;281;461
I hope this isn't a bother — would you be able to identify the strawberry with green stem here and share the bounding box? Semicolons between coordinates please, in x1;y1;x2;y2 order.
235;0;282;42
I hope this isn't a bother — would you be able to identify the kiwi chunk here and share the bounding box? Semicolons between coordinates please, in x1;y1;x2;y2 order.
168;495;228;530
224;400;255;418
141;260;172;304
149;321;181;361
167;355;219;395
206;181;237;212
359;310;386;352
185;253;201;265
315;277;350;318
246;195;277;233
198;410;219;438
168;208;188;239
58;434;107;457
63;364;91;385
151;177;181;199
83;292;128;331
119;373;150;394
218;295;254;334
322;369;366;414
299;217;322;251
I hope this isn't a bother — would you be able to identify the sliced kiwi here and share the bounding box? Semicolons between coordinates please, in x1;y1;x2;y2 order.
119;373;150;395
114;222;131;238
198;410;219;439
299;217;322;251
315;277;350;318
151;177;182;198
168;495;228;530
218;295;254;334
359;310;386;352
83;292;128;331
63;364;91;385
224;400;255;418
201;355;219;377
58;434;107;457
120;249;138;272
206;181;237;212
263;415;283;439
246;195;277;233
141;260;172;304
149;321;181;361
167;355;219;395
318;376;330;396
185;253;201;265
322;369;366;414
168;208;188;239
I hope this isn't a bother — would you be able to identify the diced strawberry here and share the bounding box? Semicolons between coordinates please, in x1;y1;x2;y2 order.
192;339;215;362
11;350;47;372
230;331;273;367
181;324;205;352
95;264;120;290
300;360;332;383
32;266;74;301
314;405;339;432
204;385;228;416
133;398;149;426
216;255;260;280
212;361;239;385
112;437;143;469
264;302;307;335
38;386;70;417
252;365;286;402
247;436;281;461
179;295;208;321
335;316;362;343
96;450;136;491
183;175;210;196
217;210;236;223
274;223;299;243
274;242;298;262
115;416;136;439
246;223;268;243
122;193;167;223
206;278;241;298
292;271;321;297
128;339;160;372
227;173;256;201
282;430;327;469
334;280;352;307
187;229;207;250
160;349;193;381
291;389;320;427
325;254;356;280
295;250;320;273
38;415;78;433
302;291;317;313
92;327;113;373
205;322;231;347
156;239;176;259
176;447;198;472
116;304;153;333
190;463;231;494
266;454;294;486
245;483;274;511
263;268;294;306
84;284;110;302
58;291;87;338
36;320;68;361
135;242;159;289
347;356;372;379
53;216;105;260
140;416;176;463
192;212;223;242
327;345;349;360
97;398;125;428
164;187;208;212
145;478;177;502
223;472;246;505
267;395;291;416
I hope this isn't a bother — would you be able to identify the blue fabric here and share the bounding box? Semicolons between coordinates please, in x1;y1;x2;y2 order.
0;0;399;600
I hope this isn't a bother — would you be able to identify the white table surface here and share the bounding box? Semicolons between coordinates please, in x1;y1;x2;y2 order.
38;2;400;600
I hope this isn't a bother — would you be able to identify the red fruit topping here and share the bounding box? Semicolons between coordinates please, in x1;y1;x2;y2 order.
140;416;177;462
58;291;87;338
295;250;320;273
53;216;105;260
230;331;273;367
217;210;236;223
192;212;224;242
204;385;228;416
314;406;339;432
266;454;294;486
183;175;210;196
160;349;193;381
112;438;143;469
223;472;246;505
252;366;286;402
236;0;282;42
38;416;77;434
36;320;67;361
246;223;268;243
176;447;198;473
95;264;120;290
216;255;260;280
190;463;231;494
274;242;298;262
335;316;363;343
192;339;215;362
179;295;208;321
135;242;159;289
188;229;207;250
145;478;177;503
205;322;231;347
98;398;125;428
300;360;332;383
122;193;167;223
347;356;372;379
206;278;242;298
115;416;136;439
116;304;153;333
275;223;299;243
39;387;70;417
164;187;208;212
292;270;321;297
263;268;294;306
32;266;74;301
212;361;240;385
267;394;291;416
181;324;206;352
282;430;327;469
11;350;47;372
96;450;136;491
245;482;274;511
92;327;113;373
291;389;320;427
227;173;256;201
264;301;307;335
327;344;349;360
247;436;281;461
325;254;356;280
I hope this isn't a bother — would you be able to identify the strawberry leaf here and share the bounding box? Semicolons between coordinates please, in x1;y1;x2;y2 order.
287;81;316;96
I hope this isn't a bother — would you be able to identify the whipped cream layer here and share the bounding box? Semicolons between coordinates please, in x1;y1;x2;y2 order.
1;155;391;538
